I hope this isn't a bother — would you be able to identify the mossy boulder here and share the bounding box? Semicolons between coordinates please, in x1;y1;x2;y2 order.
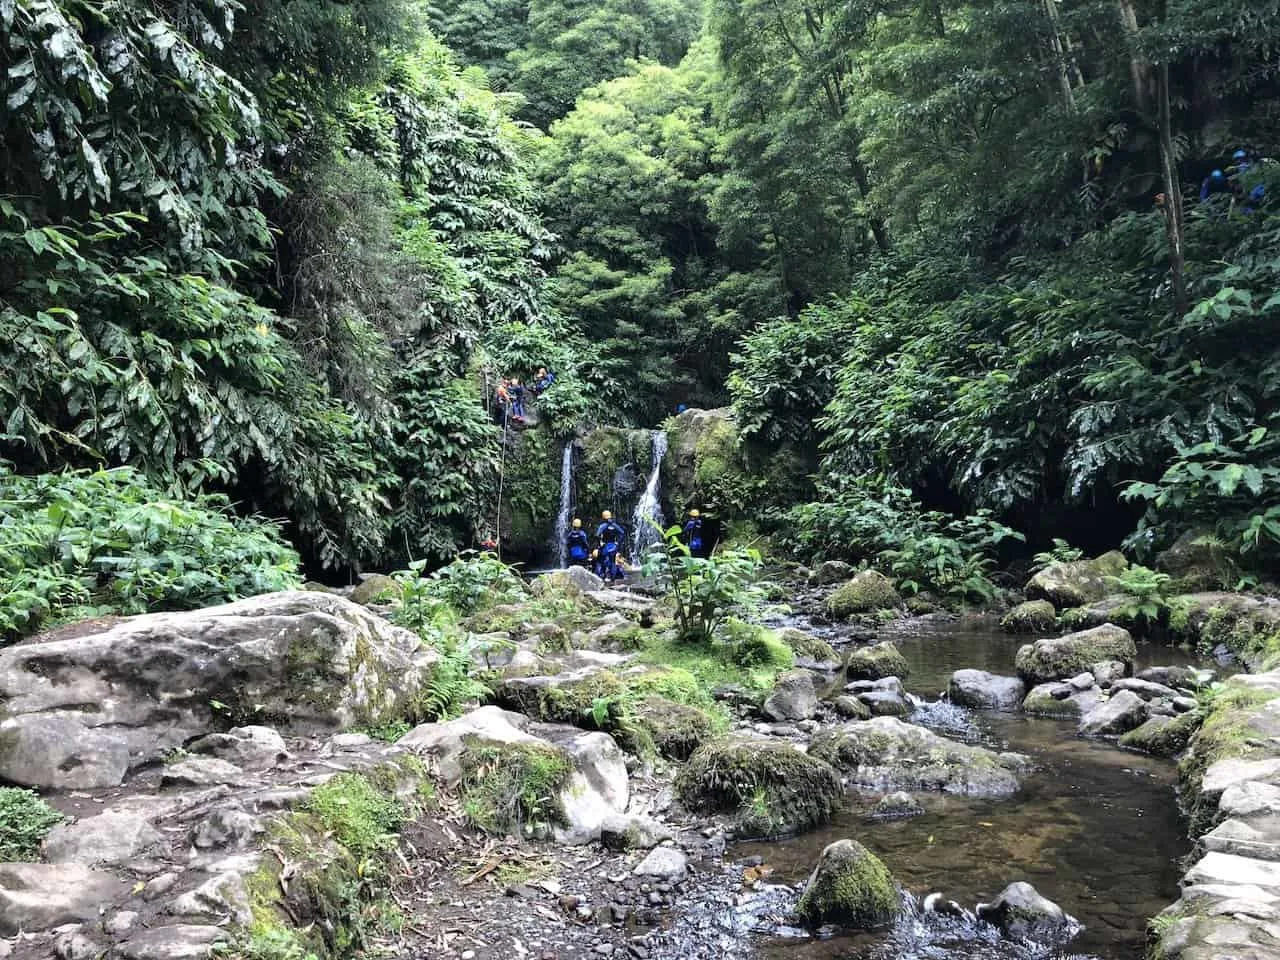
999;600;1056;634
350;574;398;606
809;717;1024;799
826;571;900;619
675;738;843;838
499;427;562;562
846;641;910;681
629;696;719;761
532;567;604;597
778;628;839;666
1175;593;1280;672
810;561;854;586
1014;624;1136;685
663;407;746;515
1156;529;1232;591
795;839;898;930
1118;712;1202;758
1025;551;1128;608
494;668;628;730
1021;682;1102;719
576;426;653;524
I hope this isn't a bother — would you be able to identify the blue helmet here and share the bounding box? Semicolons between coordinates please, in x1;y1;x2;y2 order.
1211;169;1225;180
1233;149;1249;161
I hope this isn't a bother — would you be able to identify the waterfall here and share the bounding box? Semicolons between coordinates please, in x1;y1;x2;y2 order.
630;430;668;562
554;442;574;568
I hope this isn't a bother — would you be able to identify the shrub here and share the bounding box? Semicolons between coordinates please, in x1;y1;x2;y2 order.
460;744;572;835
641;526;764;643
0;466;300;640
0;787;64;860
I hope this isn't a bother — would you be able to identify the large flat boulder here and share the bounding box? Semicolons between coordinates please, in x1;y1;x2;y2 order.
809;717;1026;799
1015;624;1136;685
0;592;436;788
0;862;130;935
948;670;1026;711
1026;551;1127;607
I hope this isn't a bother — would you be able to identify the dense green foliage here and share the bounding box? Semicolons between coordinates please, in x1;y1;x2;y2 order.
0;466;299;639
0;787;64;860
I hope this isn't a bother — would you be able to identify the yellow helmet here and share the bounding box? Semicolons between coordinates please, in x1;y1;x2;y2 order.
572;518;582;529
689;509;701;518
602;510;613;520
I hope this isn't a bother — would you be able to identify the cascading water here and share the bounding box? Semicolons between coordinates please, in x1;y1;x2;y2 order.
553;442;574;568
630;430;668;561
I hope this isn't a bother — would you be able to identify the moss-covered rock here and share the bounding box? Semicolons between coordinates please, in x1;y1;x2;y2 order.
1118;712;1202;758
826;572;900;619
1014;624;1136;684
629;696;719;761
809;716;1024;798
777;628;839;665
846;641;910;681
1026;551;1128;608
577;426;653;525
999;600;1056;634
663;407;746;516
350;574;399;606
1174;593;1280;672
1021;682;1101;719
795;839;898;930
675;738;843;838
1156;529;1233;592
499;427;562;562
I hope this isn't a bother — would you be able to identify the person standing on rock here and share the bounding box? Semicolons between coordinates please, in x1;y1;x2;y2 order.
682;508;705;557
567;518;590;567
595;510;626;582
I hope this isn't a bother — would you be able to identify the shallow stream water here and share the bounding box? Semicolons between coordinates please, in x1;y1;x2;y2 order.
731;616;1212;960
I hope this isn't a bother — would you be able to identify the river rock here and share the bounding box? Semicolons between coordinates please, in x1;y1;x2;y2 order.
533;567;604;596
1015;624;1136;685
350;573;398;605
600;813;673;850
810;717;1024;798
948;670;1026;711
192;803;263;850
810;561;854;586
870;792;925;820
161;756;246;788
633;846;687;881
187;726;289;770
1022;682;1102;718
999;600;1057;634
826;572;901;619
1091;660;1128;686
1203;758;1280;802
0;592;437;787
116;925;229;960
675;738;842;838
55;932;103;960
858;690;912;717
0;863;130;935
762;670;818;722
977;881;1077;942
42;810;162;866
845;677;905;696
167;871;252;926
846;642;910;681
1079;689;1148;737
1025;551;1128;607
1118;712;1201;758
833;696;871;720
796;839;898;929
778;628;840;670
1138;665;1201;689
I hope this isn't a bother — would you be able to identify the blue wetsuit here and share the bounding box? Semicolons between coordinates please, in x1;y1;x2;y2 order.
682;517;704;556
567;529;590;566
595;520;626;581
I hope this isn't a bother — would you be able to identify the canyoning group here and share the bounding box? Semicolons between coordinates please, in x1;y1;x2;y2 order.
565;507;706;581
494;367;557;424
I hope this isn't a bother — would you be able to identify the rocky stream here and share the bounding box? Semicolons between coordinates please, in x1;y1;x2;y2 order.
2;553;1280;960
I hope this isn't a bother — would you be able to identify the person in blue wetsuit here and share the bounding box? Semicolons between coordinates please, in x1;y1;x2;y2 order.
682;508;705;557
534;367;556;395
509;378;526;422
1231;150;1266;212
1200;169;1230;202
595;510;626;582
566;518;590;567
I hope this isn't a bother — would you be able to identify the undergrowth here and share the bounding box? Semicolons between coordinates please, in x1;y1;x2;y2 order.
0;787;64;860
460;743;571;835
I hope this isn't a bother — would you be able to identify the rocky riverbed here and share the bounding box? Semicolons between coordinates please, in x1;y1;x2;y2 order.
1;555;1276;960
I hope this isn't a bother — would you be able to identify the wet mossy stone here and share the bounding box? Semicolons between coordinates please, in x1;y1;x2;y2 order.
675;738;842;838
825;572;900;620
1014;624;1136;685
795;838;899;930
350;574;398;606
629;696;717;761
1118;712;1202;758
778;628;839;665
999;600;1056;634
845;641;909;682
1025;551;1128;608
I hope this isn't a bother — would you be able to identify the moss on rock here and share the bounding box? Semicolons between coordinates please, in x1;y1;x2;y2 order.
629;695;720;760
675;738;843;838
350;574;399;606
826;572;900;620
1000;599;1056;634
1025;551;1128;608
500;428;562;562
663;408;746;515
1118;712;1201;758
1014;624;1136;684
778;628;839;664
459;742;572;835
795;839;898;930
846;641;910;681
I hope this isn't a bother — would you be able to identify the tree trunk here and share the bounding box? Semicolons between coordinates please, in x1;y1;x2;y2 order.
1155;61;1187;317
1116;0;1149;110
1041;0;1077;113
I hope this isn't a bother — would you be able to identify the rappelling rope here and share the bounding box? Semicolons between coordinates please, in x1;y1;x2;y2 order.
494;406;509;561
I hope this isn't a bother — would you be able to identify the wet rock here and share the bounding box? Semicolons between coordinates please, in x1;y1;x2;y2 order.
845;677;905;696
1022;682;1102;718
1138;665;1201;688
870;792;924;820
0;714;130;789
633;847;687;881
55;931;102;960
846;642;910;681
1172;696;1198;713
825;572;901;620
0;863;130;935
1015;624;1136;685
810;561;854;586
1111;677;1179;701
167;871;252;926
977;881;1077;943
105;912;140;936
858;690;911;717
1025;551;1128;608
42;810;162;866
1090;660;1128;686
1079;690;1148;737
948;670;1026;711
629;696;718;761
796;839;898;929
188;726;288;770
1067;672;1095;691
999;600;1057;634
600;814;673;850
350;573;398;605
810;717;1024;798
0;592;437;780
777;629;840;670
533;566;604;596
762;670;819;722
833;696;871;720
161;756;246;788
192;804;263;849
1118;712;1201;758
117;925;229;960
675;738;842;838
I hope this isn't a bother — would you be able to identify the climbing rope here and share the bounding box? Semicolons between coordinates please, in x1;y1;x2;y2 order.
493;406;509;561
